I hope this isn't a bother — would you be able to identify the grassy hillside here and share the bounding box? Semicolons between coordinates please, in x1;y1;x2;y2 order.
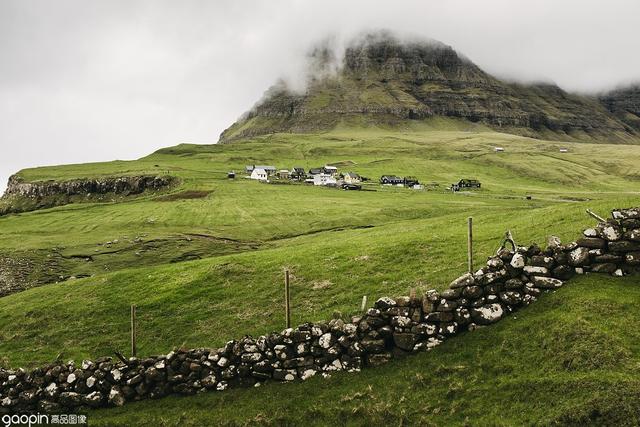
89;275;640;426
1;128;640;425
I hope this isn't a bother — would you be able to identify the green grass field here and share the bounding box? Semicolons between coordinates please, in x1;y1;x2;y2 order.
1;127;640;425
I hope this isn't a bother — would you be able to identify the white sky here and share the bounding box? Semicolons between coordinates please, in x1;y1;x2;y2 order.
1;0;639;192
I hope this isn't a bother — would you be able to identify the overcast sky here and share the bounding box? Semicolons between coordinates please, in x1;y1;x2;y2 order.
1;0;639;192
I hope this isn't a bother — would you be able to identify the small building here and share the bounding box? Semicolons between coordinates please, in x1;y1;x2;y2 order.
227;171;236;179
246;165;276;176
290;167;306;180
451;178;481;191
313;173;337;186
323;165;339;175
277;170;290;179
404;176;419;187
343;172;361;184
250;168;269;181
559;148;569;153
380;175;404;185
495;147;505;152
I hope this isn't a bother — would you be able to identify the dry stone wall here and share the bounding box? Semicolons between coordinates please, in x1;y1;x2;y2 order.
1;207;640;414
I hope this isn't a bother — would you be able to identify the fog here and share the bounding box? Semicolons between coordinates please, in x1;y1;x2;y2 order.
1;0;639;192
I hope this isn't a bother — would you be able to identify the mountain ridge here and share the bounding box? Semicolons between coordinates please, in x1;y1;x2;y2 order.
219;32;639;143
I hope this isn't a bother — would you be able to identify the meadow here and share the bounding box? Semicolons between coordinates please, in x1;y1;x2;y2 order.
1;126;639;424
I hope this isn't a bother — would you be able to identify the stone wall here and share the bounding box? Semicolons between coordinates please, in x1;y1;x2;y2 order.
1;207;639;414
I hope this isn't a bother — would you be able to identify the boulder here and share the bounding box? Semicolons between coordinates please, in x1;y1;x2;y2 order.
392;333;418;351
531;276;563;289
462;286;483;299
569;247;590;266
449;273;475;289
499;291;522;305
470;303;504;325
590;263;618;274
576;238;606;249
609;241;640;253
510;253;526;269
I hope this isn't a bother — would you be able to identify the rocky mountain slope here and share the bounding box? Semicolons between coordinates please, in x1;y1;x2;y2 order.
600;84;640;132
219;32;638;143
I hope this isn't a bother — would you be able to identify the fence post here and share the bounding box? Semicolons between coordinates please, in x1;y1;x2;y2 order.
130;304;137;358
360;295;368;312
467;217;473;274
284;270;291;329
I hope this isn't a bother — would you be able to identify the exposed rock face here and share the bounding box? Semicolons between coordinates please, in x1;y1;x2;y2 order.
3;175;174;199
600;84;640;131
1;175;176;215
219;32;637;143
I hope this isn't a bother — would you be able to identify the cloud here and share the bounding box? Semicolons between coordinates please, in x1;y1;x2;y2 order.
1;0;639;192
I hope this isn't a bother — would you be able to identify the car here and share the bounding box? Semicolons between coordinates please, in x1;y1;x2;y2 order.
341;183;362;191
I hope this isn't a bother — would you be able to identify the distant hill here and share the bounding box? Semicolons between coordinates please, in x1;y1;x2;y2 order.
219;31;638;143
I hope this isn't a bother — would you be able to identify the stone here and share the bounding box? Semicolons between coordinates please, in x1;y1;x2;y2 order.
436;299;457;312
374;297;396;309
552;265;574;280
319;333;335;349
486;257;504;270
529;256;555;269
499;291;522;305
470;303;504;325
625;252;640;265
547;235;562;249
602;225;621;241
462;285;483;299
523;266;549;276
440;288;462;299
360;338;385;353
531;276;563;289
576;238;607;249
393;333;418;351
583;228;598;237
391;316;412;327
569;247;590;266
504;278;523;290
590;263;618;274
424;311;454;323
624;229;640;242
449;273;475;288
58;392;82;407
510;253;526;269
609;241;640;253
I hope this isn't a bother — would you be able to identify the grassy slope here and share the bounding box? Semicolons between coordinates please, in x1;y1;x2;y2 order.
1;127;640;425
91;275;640;426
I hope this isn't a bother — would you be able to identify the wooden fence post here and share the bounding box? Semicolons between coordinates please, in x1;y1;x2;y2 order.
467;217;473;274
130;304;137;358
284;270;291;329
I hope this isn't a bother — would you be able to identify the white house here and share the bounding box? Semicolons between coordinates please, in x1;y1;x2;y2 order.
494;147;505;152
559;148;569;153
343;172;361;184
313;173;337;186
250;168;269;181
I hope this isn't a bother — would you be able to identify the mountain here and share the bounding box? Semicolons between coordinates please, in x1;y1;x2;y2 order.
600;84;640;132
219;32;637;143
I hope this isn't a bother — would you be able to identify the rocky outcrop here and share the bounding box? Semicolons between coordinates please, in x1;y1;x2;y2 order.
0;175;176;215
1;207;639;415
219;32;638;143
